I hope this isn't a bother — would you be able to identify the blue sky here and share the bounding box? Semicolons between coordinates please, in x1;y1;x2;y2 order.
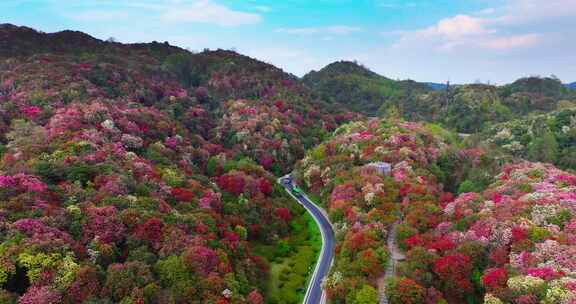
2;0;576;83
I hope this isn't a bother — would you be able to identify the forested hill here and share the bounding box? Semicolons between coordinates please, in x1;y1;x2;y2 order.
303;60;433;115
0;23;359;303
303;59;576;133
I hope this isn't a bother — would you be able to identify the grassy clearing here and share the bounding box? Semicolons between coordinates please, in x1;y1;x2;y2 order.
252;207;322;304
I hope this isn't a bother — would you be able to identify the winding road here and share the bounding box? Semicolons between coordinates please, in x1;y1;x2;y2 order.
278;175;335;304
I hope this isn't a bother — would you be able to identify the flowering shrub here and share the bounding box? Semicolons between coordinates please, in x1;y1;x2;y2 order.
482;268;508;292
386;277;426;304
0;25;351;302
484;108;576;171
18;286;61;304
294;118;496;302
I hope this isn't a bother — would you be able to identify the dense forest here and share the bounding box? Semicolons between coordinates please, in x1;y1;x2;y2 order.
1;23;576;304
0;24;356;304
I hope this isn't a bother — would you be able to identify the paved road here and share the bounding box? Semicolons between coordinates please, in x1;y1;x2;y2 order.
278;175;335;304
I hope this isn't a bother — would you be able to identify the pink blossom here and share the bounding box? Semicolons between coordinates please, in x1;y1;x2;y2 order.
0;175;17;187
21;106;42;118
18;286;61;304
526;267;561;281
165;136;179;149
350;130;372;141
199;196;211;209
13;174;47;193
392;169;406;182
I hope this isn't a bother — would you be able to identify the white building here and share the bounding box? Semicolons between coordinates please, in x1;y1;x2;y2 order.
366;162;391;176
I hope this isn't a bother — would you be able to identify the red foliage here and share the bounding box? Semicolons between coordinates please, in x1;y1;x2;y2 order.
389;277;426;304
511;226;528;242
439;192;454;204
343;229;378;255
134;218;163;245
64;266;101;304
85;206;126;243
217;173;245;196
404;234;426;249
426;236;455;252
21;105;42;118
184;245;219;276
481;268;507;291
275;208;291;223
526;267;563;281
274;100;285;110
171;188;195;202
489;247;510;267
258;178;273;196
433;253;473;294
358;248;383;278
247;290;264;304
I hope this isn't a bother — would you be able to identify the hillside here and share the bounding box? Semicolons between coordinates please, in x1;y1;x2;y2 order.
303;61;433;115
303;60;574;133
293;118;506;303
379;77;576;133
0;24;358;303
483;106;576;171
294;117;576;303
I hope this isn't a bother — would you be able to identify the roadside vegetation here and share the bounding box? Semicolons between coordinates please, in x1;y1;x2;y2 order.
252;206;321;304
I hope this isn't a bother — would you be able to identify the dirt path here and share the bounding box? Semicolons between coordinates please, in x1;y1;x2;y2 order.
378;221;405;304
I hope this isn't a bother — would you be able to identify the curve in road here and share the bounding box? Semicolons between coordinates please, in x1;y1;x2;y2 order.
278;175;335;304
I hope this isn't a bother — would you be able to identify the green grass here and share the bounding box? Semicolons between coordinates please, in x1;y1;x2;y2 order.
252;210;322;304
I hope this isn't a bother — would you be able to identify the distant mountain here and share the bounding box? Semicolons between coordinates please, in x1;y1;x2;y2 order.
377;76;576;133
303;61;432;114
565;82;576;90
501;76;573;113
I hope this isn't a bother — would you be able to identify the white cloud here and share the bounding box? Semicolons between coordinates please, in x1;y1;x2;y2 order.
61;0;262;27
393;9;546;52
276;25;362;36
161;0;261;27
430;15;492;39
481;33;541;50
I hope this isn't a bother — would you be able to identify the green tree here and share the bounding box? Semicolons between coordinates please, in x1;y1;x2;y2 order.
355;284;378;304
527;130;558;163
457;180;478;194
163;53;203;88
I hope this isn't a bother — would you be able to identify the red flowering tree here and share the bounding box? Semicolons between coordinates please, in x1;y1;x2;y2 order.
481;268;507;293
247;290;264;304
171;188;195;202
134;218;164;247
64;266;101;304
258;178;273;196
85;206;126;244
386;277;426;304
217;172;246;196
18;286;61;304
184;245;219;276
275;207;291;223
433;253;473;297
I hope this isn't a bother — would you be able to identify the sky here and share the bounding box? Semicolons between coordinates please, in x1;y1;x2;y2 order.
1;0;576;84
